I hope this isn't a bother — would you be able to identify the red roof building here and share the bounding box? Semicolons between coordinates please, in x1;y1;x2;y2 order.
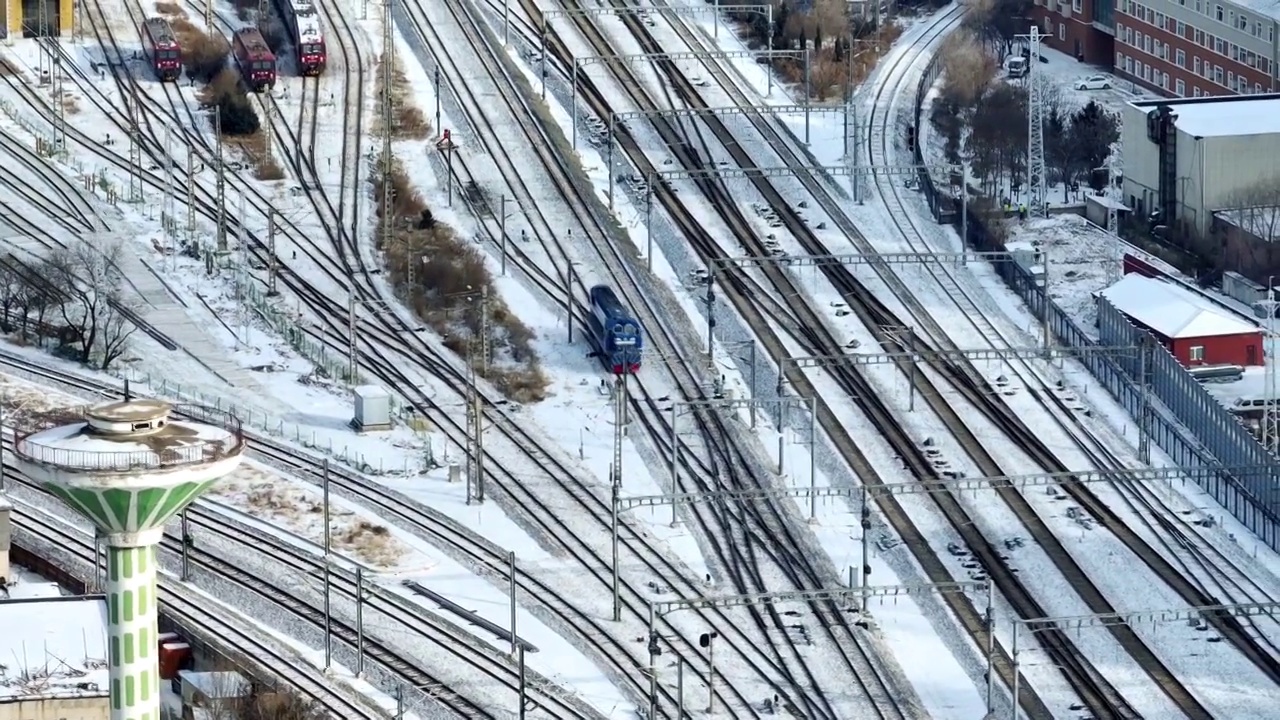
1099;274;1264;366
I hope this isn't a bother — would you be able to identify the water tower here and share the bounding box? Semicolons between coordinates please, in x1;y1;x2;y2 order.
12;397;244;720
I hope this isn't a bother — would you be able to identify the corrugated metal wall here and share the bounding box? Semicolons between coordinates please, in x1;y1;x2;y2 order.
914;57;1280;550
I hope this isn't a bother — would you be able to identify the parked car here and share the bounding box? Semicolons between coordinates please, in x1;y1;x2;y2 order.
1074;74;1112;90
1006;56;1028;78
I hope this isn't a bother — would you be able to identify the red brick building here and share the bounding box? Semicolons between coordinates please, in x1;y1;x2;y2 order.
1100;274;1265;367
1032;0;1279;97
1031;0;1115;65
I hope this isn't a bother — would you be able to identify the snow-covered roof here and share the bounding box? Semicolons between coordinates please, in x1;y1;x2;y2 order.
0;595;108;700
180;670;249;699
1161;96;1280;138
0;493;10;511
1100;274;1260;339
3;581;65;601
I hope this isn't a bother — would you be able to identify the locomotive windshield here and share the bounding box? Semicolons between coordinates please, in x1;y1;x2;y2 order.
303;43;321;55
159;50;178;60
254;61;272;70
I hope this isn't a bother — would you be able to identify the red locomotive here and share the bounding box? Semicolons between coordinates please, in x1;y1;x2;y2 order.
232;27;276;92
140;17;181;82
282;0;326;75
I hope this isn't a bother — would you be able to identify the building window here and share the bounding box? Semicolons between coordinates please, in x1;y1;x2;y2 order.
1176;78;1186;95
1157;11;1165;26
1257;82;1264;93
1074;0;1082;11
1176;48;1186;67
1215;38;1225;54
1126;56;1134;72
1116;51;1124;66
1214;64;1224;84
1194;56;1202;73
1228;70;1234;86
1126;27;1134;43
1194;28;1203;44
1215;4;1223;21
1190;346;1205;361
1177;20;1186;35
1060;23;1066;40
1194;86;1202;96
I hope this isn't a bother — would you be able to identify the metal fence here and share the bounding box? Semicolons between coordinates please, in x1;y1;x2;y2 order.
911;55;1280;549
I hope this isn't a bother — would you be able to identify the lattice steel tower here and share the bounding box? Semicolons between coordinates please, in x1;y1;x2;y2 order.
381;0;395;254
12;399;244;720
1026;26;1046;217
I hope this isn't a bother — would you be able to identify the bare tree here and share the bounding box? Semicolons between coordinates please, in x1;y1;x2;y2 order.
939;30;997;108
96;289;136;371
42;240;126;365
1220;177;1280;242
0;256;20;332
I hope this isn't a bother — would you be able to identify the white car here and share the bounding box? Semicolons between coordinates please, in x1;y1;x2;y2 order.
1074;74;1112;90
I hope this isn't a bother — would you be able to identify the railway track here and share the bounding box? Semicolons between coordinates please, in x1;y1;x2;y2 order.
518;0;1193;716
861;4;1280;700
6;497;387;720
0;35;778;720
7;473;601;718
622;1;1280;712
401;0;917;716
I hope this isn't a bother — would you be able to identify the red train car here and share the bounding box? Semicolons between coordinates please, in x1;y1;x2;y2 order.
282;0;326;75
140;17;181;82
232;27;276;92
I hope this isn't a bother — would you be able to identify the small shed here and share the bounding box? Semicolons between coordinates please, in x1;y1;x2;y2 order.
352;385;392;432
1099;274;1265;367
179;670;250;709
1084;194;1130;232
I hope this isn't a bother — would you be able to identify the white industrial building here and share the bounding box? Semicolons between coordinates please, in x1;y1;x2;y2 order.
0;593;110;720
1121;94;1280;239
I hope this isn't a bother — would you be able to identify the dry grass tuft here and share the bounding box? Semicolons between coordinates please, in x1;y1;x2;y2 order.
226;134;286;180
371;155;548;402
169;18;229;83
154;1;185;16
62;97;80;115
374;52;432;140
216;470;408;567
730;0;904;103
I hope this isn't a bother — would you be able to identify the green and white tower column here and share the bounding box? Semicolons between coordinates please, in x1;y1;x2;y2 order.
13;398;244;720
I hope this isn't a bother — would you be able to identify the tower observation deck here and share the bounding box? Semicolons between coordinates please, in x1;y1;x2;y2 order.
12;398;244;720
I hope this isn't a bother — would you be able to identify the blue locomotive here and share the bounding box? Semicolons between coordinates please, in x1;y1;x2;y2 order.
587;285;643;374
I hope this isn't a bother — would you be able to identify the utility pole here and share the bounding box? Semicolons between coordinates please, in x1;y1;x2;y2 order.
214;110;228;252
348;294;358;381
186;146;196;249
382;0;395;253
465;360;485;504
508;551;518;657
1022;26;1047;217
355;566;365;677
164;126;174;253
257;0;269;26
322;460;332;671
128;96;143;203
612;375;625;488
179;509;190;581
267;210;279;295
257;93;272;169
51;48;64;155
479;286;490;376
